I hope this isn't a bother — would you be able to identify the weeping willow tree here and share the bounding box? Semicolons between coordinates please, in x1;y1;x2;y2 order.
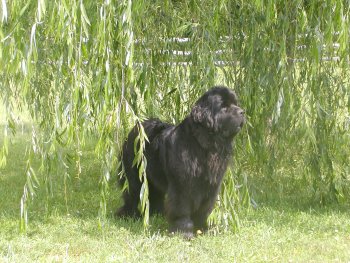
0;0;349;231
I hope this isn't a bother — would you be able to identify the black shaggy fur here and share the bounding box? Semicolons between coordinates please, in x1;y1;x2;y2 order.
116;86;245;238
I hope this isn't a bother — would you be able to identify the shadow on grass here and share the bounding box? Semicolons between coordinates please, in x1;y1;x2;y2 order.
239;200;350;235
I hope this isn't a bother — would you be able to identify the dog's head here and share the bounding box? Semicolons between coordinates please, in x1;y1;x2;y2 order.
191;86;245;138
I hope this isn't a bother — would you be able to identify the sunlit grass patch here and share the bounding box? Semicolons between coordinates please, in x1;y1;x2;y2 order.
1;208;350;262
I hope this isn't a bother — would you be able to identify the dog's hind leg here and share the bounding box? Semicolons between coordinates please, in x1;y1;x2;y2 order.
115;140;142;218
149;184;165;216
115;172;142;218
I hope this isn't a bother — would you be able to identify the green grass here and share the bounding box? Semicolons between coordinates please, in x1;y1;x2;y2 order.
1;126;350;262
1;209;350;262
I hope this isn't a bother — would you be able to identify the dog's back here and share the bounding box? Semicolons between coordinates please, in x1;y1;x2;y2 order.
142;118;172;143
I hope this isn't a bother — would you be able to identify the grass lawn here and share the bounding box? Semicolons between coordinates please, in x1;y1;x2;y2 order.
1;123;350;262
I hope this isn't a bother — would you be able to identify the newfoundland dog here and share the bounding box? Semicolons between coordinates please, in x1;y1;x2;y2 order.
116;86;245;238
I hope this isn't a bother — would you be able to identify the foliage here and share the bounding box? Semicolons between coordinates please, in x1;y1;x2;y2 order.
0;0;349;230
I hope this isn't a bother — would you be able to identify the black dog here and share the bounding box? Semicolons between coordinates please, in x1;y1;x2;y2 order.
116;86;245;238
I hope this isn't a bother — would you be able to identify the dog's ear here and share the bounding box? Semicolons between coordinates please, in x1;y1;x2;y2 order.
191;103;214;129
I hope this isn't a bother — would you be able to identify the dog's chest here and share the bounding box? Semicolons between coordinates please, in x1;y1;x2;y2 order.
180;149;228;185
206;152;229;184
